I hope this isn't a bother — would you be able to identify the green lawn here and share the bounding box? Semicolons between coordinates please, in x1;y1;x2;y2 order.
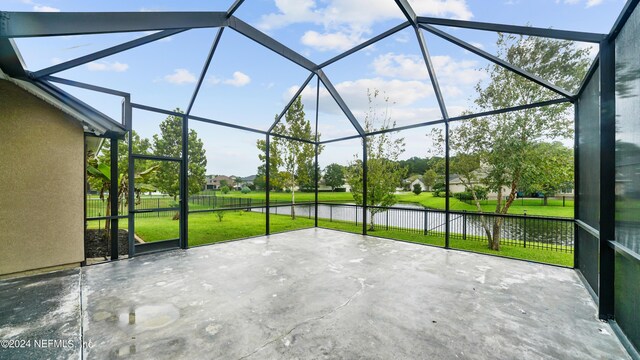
89;190;573;218
89;211;572;266
395;192;574;218
199;190;355;203
317;218;572;267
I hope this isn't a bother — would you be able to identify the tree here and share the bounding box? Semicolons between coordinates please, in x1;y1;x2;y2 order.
88;132;152;196
346;90;406;231
423;169;437;191
432;34;589;250
519;142;574;205
258;96;321;219
152;108;207;201
221;185;230;194
413;183;422;195
324;163;345;191
86;154;158;233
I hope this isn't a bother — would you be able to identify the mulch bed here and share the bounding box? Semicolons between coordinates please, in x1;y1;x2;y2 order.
85;229;130;258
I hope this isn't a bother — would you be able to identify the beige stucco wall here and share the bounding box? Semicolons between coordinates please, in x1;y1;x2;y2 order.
0;79;84;276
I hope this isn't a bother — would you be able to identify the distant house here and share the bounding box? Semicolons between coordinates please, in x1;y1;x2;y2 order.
449;174;510;199
402;175;428;191
235;175;257;190
410;178;426;191
205;175;236;190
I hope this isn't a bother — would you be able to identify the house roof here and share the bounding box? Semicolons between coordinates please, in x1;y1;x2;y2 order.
0;68;127;138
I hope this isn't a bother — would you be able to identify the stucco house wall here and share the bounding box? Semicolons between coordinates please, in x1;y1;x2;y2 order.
0;80;85;276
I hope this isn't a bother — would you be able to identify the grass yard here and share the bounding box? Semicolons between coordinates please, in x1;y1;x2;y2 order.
395;192;574;218
199;190;355;203
90;190;573;218
88;212;572;266
317;218;573;267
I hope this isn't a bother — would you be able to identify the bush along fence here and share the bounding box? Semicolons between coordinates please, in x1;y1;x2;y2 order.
88;197;574;253
87;195;291;219
310;203;574;253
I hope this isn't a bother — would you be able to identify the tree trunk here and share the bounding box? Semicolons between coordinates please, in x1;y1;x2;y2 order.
490;220;502;251
104;194;111;233
543;194;548;206
369;210;375;231
290;184;296;220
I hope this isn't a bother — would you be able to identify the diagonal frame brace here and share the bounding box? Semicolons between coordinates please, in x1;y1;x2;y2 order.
32;29;187;79
316;69;365;137
186;27;225;115
415;26;449;120
420;23;574;99
268;72;315;133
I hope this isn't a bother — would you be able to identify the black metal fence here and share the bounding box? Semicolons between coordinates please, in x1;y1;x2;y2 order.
315;203;574;253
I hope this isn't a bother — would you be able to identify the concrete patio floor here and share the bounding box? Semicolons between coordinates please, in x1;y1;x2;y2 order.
0;228;631;359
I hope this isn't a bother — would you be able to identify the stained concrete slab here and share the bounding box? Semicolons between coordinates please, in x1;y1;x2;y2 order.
0;229;631;359
0;269;81;360
77;228;629;360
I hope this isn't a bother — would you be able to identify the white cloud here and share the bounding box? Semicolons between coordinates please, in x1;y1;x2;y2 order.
259;0;472;52
301;31;362;52
208;71;252;87
163;68;196;84
86;61;129;72
33;5;60;12
286;77;437;126
586;0;603;7
371;52;487;98
223;71;251;87
557;0;603;7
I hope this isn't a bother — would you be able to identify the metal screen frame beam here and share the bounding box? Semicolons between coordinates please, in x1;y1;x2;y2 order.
32;29;187;78
598;39;615;320
44;76;129;97
227;16;317;72
0;37;27;78
186;27;225;115
394;0;417;25
420;23;574;99
269;72;315;133
415;26;449;120
0;11;227;37
319;22;411;69
417;16;606;43
316;70;365;137
226;0;245;18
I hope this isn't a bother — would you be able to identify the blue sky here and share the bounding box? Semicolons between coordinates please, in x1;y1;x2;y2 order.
2;0;627;176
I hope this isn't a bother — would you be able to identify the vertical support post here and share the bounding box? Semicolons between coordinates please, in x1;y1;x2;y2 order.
83;136;88;266
523;211;527;248
125;96;135;257
423;209;428;236
445;121;450;249
598;39;615;320
180;114;189;249
362;136;368;235
574;102;580;269
314;76;320;228
110;136;119;260
265;134;271;235
462;210;467;240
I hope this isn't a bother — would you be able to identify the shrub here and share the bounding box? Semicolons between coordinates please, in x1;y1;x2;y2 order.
215;210;225;222
412;183;422;195
221;186;230;194
241;186;251;194
433;190;451;198
453;186;489;201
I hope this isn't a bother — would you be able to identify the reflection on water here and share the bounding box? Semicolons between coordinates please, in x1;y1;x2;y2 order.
117;304;180;331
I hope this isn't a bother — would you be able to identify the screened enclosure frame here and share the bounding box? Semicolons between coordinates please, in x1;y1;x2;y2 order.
1;1;639;354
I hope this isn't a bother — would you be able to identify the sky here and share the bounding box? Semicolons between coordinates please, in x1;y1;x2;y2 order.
2;0;628;176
